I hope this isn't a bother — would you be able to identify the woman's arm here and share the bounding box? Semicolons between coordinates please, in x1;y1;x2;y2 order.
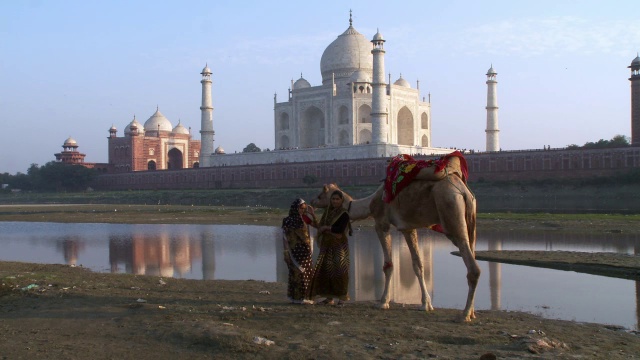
330;212;349;234
319;212;349;238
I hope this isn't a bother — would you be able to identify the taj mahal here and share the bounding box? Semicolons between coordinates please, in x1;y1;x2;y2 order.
198;13;477;168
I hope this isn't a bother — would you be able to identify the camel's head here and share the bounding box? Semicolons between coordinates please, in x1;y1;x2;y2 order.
310;183;340;208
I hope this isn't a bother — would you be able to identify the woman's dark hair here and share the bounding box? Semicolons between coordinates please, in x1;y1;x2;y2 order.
330;190;344;199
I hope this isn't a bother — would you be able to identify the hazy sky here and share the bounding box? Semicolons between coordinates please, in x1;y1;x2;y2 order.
1;0;639;174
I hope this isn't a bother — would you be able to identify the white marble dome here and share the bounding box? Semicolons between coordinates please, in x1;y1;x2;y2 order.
394;75;410;88
63;137;77;147
125;116;144;136
214;146;225;154
320;24;373;85
172;121;189;135
487;66;497;75
293;76;311;89
350;69;371;83
144;109;173;132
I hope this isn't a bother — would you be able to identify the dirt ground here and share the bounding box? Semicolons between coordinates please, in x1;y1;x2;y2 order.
1;205;640;359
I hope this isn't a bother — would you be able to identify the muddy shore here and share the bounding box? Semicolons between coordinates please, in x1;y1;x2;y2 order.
1;204;639;359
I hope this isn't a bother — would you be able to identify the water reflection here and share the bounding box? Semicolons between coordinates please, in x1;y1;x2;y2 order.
0;222;637;330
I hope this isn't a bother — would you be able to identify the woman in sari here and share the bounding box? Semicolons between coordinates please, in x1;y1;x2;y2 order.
310;190;351;306
281;198;317;304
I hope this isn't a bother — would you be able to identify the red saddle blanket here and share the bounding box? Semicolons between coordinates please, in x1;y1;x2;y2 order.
383;151;468;204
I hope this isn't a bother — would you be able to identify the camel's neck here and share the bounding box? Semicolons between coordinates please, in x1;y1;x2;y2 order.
344;184;382;221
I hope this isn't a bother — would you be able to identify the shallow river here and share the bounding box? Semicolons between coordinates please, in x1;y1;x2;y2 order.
1;221;638;331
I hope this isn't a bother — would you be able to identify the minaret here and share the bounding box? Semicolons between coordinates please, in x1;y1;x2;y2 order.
371;29;388;144
629;54;640;146
199;64;215;166
485;65;499;151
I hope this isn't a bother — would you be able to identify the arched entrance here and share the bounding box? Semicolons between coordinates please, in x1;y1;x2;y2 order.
397;106;414;146
167;148;183;169
358;104;372;124
338;105;349;124
421;135;429;147
148;160;156;170
339;130;350;146
300;106;325;148
280;135;290;149
359;129;372;144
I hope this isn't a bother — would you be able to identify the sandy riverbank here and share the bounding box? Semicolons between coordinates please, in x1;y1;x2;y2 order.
1;204;639;358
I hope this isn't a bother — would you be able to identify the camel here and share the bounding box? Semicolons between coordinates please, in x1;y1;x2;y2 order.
311;173;479;322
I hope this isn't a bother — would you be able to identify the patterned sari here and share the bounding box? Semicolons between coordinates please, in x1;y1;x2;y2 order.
309;206;350;301
282;199;314;302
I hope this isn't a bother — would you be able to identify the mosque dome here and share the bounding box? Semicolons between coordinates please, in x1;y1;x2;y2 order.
631;55;640;67
125;116;144;136
214;146;225;154
144;109;173;132
320;23;373;85
63;137;77;147
293;76;311;89
172;121;190;135
349;69;371;83
394;75;411;88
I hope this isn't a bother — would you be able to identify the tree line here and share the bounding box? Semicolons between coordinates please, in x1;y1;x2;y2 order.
566;134;630;149
0;135;634;193
1;162;97;192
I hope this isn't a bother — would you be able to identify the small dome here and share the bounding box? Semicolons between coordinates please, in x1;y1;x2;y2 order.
373;29;384;42
172;121;189;135
144;108;173;132
631;55;640;67
109;124;117;132
214;146;225;154
394;75;411;88
125;116;145;136
63;137;77;147
350;69;371;83
293;76;311;90
486;66;497;75
201;64;212;75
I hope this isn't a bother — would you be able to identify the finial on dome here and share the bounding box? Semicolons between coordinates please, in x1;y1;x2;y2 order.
349;9;352;26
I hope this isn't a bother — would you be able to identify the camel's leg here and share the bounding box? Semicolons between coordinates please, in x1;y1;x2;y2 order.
400;229;433;312
375;222;392;309
458;241;480;321
438;183;480;322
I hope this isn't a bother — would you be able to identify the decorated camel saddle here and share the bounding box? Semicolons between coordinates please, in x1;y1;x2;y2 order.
383;150;469;204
